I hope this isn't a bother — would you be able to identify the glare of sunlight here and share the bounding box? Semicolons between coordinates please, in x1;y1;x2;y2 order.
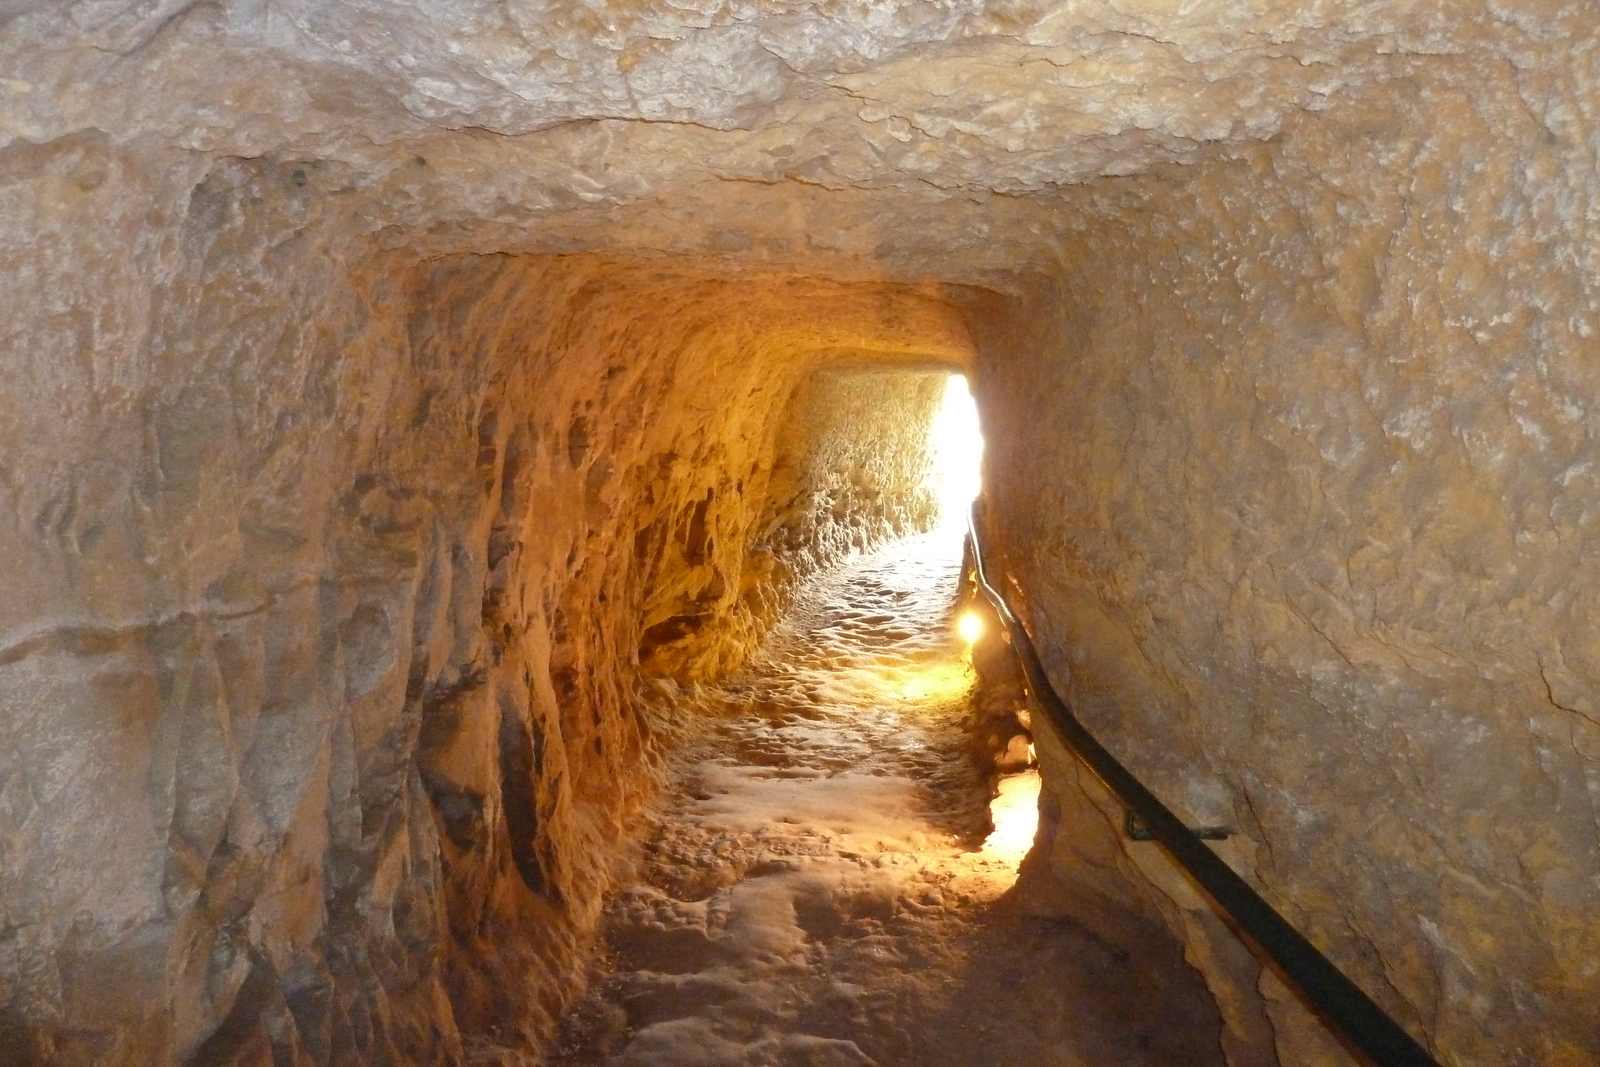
925;373;984;526
983;770;1041;863
889;662;972;703
828;661;976;706
891;662;973;703
956;609;984;645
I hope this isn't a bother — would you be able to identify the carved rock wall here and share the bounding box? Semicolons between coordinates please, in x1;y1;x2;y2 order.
0;146;967;1064
971;60;1600;1067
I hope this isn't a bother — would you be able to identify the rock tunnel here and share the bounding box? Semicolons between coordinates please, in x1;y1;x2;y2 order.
3;3;1599;1065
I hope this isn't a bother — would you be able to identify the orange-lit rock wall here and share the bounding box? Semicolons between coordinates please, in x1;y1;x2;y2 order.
973;65;1600;1067
0;148;968;1062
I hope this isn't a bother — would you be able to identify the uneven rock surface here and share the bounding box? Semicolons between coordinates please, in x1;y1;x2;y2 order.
554;529;1227;1067
0;247;960;1063
970;66;1600;1066
6;1;1600;1065
755;369;943;593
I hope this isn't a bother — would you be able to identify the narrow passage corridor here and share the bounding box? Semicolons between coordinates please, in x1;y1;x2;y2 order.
554;529;1227;1067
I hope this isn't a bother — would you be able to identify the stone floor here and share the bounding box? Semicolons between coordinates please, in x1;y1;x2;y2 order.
550;528;1226;1067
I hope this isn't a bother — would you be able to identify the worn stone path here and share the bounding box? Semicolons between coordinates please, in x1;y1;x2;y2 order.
551;529;1225;1067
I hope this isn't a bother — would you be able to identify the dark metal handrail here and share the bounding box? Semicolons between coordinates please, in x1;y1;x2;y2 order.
966;505;1438;1067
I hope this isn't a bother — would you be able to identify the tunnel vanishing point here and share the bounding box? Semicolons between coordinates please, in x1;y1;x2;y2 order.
3;3;1600;1066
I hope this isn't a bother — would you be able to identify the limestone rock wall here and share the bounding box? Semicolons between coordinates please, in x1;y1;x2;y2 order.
971;59;1600;1067
0;143;969;1064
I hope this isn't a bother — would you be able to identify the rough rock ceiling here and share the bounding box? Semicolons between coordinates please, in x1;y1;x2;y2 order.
2;1;1564;273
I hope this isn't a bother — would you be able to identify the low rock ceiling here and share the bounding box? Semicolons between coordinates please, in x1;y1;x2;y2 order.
2;1;1570;274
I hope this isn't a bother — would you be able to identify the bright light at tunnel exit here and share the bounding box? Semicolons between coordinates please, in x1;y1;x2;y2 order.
925;373;984;526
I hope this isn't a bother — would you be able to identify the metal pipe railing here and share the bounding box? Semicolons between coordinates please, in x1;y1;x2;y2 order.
966;504;1439;1067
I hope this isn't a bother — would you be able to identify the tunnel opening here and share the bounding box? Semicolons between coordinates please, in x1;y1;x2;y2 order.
547;349;1154;1065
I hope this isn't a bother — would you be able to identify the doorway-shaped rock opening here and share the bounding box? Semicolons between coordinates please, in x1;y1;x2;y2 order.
405;262;995;1062
735;364;957;637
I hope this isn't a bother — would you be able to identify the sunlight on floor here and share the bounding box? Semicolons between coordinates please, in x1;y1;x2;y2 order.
925;373;984;525
983;770;1042;863
808;659;976;707
892;661;974;702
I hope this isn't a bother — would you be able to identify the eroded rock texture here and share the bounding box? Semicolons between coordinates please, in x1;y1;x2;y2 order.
754;368;944;599
0;180;965;1062
5;1;1600;1065
973;61;1600;1067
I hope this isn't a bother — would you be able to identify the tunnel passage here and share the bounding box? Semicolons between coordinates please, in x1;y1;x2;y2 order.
0;239;979;1063
8;4;1600;1066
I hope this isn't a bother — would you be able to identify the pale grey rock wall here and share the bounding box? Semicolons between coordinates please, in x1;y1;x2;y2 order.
971;57;1600;1067
0;0;1448;185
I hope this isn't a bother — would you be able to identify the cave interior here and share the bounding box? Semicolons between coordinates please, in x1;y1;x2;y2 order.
3;3;1600;1065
